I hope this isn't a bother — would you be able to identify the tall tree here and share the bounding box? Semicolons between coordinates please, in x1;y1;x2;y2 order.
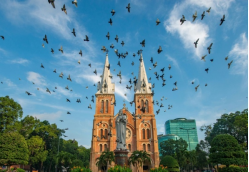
0;132;29;172
128;150;151;172
0;96;23;133
96;149;115;172
27;136;48;172
209;134;247;168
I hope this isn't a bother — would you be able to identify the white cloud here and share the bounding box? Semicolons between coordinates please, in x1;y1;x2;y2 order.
27;72;47;86
3;78;17;87
166;55;180;70
31;111;62;120
156;123;165;134
164;0;234;60
229;32;248;75
9;58;29;64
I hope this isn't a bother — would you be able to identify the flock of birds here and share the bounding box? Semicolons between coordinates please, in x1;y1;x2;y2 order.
0;1;234;139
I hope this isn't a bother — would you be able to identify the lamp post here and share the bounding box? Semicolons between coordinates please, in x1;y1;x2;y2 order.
179;127;195;172
55;128;67;172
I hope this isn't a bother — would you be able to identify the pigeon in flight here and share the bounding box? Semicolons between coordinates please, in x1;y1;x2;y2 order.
192;11;197;22
194;38;199;48
126;3;130;13
84;35;89;41
101;46;107;52
67;75;72;82
228;60;233;69
51;48;54;54
201;11;205;20
153;62;157;68
158;46;162;54
41;63;44;68
79;50;82;57
72;28;76;37
121;41;125;47
0;36;4;40
48;0;55;8
140;39;145;47
205;68;209;73
93;69;97;75
195;85;199;92
108;18;112;26
156;18;160;25
225;56;228;61
106;32;110;40
66;98;70;102
210;59;214;62
115;35;119;43
67;111;71;115
201;55;207;62
180;15;186;25
59;46;63;53
88;104;92;109
110;44;114;49
206;7;211;14
168;64;171;70
61;4;67;15
43;35;48;44
46;88;51;94
72;0;77;7
150;57;153;63
42;43;45;48
220;15;225;26
207;43;213;54
25;91;32;96
111;9;115;16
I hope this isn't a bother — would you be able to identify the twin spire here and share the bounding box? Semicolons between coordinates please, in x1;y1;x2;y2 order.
97;53;151;94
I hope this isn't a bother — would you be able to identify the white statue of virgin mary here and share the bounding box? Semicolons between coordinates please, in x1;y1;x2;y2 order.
115;109;127;150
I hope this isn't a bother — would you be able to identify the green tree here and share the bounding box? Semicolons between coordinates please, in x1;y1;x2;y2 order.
195;142;208;170
96;149;115;172
27;136;48;172
128;150;151;172
0;96;23;133
160;155;180;172
78;146;91;167
0;132;29;172
209;134;247;167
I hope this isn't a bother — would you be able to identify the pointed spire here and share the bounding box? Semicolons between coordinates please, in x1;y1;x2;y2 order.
134;53;152;93
97;54;115;94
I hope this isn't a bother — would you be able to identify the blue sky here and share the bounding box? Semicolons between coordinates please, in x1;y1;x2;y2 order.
0;0;248;148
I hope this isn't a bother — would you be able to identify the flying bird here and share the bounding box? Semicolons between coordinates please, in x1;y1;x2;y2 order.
67;75;72;82
180;15;186;25
101;46;107;52
110;44;114;49
93;69;97;75
150;57;153;63
201;11;205;20
195;85;199;92
0;36;4;40
210;59;213;62
126;3;130;13
157;46;162;54
66;98;70;102
156;18;160;25
115;35;119;43
205;68;209;73
25;91;32;96
46;88;51;94
153;62;157;68
61;4;67;15
206;7;211;14
106;32;110;40
228;60;233;69
42;43;44;48
48;0;55;8
111;9;115;16
84;35;89;41
72;0;77;7
79;50;82;57
41;63;44;68
88;104;92;109
108;18;112;26
43;35;48;44
59;46;63;53
72;28;76;37
192;11;197;22
207;43;213;54
201;55;207;61
225;56;228;61
220;15;225;26
51;48;54;54
168;64;171;70
121;41;125;47
194;38;199;48
140;39;145;47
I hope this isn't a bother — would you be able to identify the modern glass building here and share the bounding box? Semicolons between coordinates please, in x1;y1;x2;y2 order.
165;118;198;151
158;134;180;156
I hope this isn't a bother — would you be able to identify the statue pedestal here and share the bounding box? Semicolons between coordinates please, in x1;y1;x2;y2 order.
114;149;129;167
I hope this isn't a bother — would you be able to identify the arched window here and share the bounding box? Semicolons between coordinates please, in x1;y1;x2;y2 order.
105;100;108;113
142;129;145;139
147;144;150;151
143;144;146;151
128;144;131;151
101;129;103;139
100;144;102;152
141;100;144;109
101;100;104;113
104;144;107;151
147;129;150;139
146;100;149;112
105;129;108;138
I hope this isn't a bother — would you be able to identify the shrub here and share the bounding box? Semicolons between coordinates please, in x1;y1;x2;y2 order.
160;156;179;172
218;166;248;172
16;168;25;172
150;166;169;172
108;165;132;172
71;166;92;172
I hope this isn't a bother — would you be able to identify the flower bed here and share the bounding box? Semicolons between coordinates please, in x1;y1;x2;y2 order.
108;165;132;172
150;165;169;172
71;166;92;172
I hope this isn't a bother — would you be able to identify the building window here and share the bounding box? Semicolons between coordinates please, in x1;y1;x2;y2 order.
101;100;104;113
100;144;102;152
141;100;144;109
143;144;146;151
101;129;103;139
142;129;145;139
105;100;108;113
147;144;150;151
147;129;150;139
146;100;149;112
128;144;131;151
104;144;107;151
105;129;108;138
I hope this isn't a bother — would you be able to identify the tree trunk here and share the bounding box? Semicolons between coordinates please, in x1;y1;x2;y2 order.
48;159;52;172
7;166;11;172
30;165;33;172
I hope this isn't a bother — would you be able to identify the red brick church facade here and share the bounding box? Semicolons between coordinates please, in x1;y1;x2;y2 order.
90;54;159;172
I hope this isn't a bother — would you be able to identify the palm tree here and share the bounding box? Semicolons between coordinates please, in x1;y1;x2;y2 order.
128;150;151;172
96;149;115;172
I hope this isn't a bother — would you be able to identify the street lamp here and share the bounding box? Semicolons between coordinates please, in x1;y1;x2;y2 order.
179;127;195;151
55;128;67;172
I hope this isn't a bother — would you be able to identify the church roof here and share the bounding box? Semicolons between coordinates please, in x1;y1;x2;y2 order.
134;53;152;93
96;54;115;94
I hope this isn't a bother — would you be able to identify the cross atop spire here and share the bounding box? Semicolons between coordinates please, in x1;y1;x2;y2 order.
96;54;115;94
134;53;152;93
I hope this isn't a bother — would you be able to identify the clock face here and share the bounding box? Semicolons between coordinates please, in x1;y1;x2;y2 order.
126;128;131;140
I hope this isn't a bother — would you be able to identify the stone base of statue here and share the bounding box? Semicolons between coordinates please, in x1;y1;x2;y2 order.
114;149;129;167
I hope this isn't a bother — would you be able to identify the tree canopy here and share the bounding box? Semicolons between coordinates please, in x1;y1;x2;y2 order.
160;155;179;172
